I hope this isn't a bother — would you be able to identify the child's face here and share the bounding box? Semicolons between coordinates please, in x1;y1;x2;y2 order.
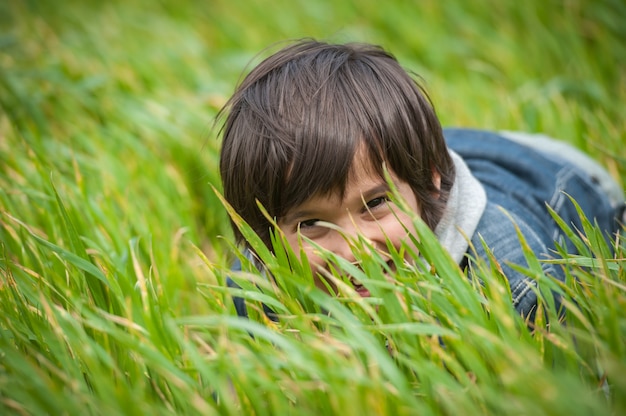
278;149;422;297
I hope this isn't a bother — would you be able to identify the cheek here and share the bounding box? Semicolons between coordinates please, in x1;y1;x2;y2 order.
302;245;325;269
380;213;419;257
295;243;336;294
284;234;337;293
284;234;326;271
381;213;413;242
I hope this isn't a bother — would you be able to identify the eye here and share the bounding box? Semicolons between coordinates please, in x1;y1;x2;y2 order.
366;196;390;210
298;219;319;229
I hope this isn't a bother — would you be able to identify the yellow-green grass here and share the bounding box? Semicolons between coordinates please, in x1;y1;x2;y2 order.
1;0;625;414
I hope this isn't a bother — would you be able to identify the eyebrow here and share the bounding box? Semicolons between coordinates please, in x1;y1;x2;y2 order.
281;182;391;224
361;183;391;201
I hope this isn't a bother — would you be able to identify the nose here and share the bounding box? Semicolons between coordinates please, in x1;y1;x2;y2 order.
325;221;382;263
326;230;357;264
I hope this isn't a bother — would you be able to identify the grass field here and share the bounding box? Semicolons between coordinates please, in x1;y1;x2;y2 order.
1;0;625;414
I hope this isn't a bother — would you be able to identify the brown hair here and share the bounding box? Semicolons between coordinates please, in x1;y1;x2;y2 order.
218;40;454;248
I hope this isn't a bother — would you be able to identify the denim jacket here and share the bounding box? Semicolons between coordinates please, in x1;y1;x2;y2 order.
445;128;622;316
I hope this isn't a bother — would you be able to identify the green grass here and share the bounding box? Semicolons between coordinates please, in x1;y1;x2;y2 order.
1;0;625;414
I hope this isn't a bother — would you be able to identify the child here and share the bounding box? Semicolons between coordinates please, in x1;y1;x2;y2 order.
218;40;624;319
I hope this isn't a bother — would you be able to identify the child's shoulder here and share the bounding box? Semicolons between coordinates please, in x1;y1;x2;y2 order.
443;128;545;160
444;127;622;207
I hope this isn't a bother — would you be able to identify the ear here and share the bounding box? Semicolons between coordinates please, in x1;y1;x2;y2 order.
431;167;441;192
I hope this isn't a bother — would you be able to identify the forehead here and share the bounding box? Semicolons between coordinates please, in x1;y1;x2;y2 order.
281;136;384;204
287;148;390;209
314;142;386;196
347;144;385;186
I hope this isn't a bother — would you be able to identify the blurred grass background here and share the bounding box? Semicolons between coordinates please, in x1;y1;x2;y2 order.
1;0;625;414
